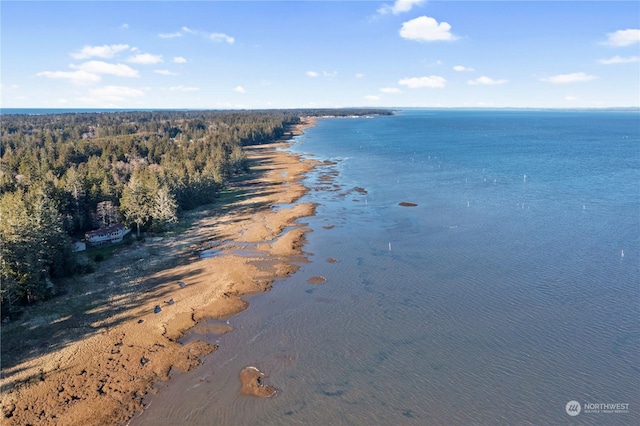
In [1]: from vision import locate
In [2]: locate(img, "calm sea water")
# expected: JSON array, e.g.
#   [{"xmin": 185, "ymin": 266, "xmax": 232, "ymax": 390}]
[{"xmin": 132, "ymin": 110, "xmax": 639, "ymax": 425}]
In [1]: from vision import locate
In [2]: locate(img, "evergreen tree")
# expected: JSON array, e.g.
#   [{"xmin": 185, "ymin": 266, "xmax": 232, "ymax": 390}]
[
  {"xmin": 0, "ymin": 189, "xmax": 72, "ymax": 310},
  {"xmin": 151, "ymin": 186, "xmax": 178, "ymax": 231},
  {"xmin": 119, "ymin": 172, "xmax": 153, "ymax": 237}
]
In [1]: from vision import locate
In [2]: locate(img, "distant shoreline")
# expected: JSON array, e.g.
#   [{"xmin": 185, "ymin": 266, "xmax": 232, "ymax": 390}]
[{"xmin": 2, "ymin": 107, "xmax": 638, "ymax": 117}]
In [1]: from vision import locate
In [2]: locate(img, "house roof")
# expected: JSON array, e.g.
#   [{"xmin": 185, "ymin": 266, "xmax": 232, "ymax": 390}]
[{"xmin": 85, "ymin": 223, "xmax": 126, "ymax": 238}]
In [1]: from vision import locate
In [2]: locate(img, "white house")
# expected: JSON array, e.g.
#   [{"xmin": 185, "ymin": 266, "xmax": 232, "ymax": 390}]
[{"xmin": 85, "ymin": 224, "xmax": 131, "ymax": 247}]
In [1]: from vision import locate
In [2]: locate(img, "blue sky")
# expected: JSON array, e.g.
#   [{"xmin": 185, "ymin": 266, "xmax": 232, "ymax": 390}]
[{"xmin": 2, "ymin": 1, "xmax": 639, "ymax": 109}]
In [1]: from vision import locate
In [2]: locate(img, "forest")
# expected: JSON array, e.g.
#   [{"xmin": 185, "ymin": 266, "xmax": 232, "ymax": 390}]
[{"xmin": 0, "ymin": 108, "xmax": 392, "ymax": 314}]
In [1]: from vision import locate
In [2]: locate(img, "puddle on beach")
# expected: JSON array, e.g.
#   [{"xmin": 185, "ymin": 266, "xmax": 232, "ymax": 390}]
[{"xmin": 180, "ymin": 318, "xmax": 235, "ymax": 345}]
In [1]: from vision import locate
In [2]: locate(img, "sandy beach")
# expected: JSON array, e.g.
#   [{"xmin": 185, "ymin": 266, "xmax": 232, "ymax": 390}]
[{"xmin": 0, "ymin": 119, "xmax": 318, "ymax": 425}]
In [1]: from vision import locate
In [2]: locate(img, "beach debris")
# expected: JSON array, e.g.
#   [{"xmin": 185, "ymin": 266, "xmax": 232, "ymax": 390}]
[
  {"xmin": 137, "ymin": 319, "xmax": 144, "ymax": 324},
  {"xmin": 239, "ymin": 366, "xmax": 277, "ymax": 397},
  {"xmin": 154, "ymin": 305, "xmax": 161, "ymax": 314},
  {"xmin": 178, "ymin": 281, "xmax": 186, "ymax": 288},
  {"xmin": 399, "ymin": 202, "xmax": 418, "ymax": 207},
  {"xmin": 140, "ymin": 357, "xmax": 150, "ymax": 366},
  {"xmin": 165, "ymin": 298, "xmax": 175, "ymax": 305}
]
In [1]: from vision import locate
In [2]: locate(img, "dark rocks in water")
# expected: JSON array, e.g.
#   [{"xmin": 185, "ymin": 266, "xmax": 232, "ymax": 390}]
[
  {"xmin": 399, "ymin": 202, "xmax": 418, "ymax": 207},
  {"xmin": 154, "ymin": 305, "xmax": 161, "ymax": 314}
]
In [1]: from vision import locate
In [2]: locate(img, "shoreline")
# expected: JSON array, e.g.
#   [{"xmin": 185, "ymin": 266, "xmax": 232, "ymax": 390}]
[{"xmin": 0, "ymin": 118, "xmax": 318, "ymax": 425}]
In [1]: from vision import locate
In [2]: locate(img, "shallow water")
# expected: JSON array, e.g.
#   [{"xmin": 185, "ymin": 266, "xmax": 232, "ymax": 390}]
[{"xmin": 132, "ymin": 110, "xmax": 639, "ymax": 425}]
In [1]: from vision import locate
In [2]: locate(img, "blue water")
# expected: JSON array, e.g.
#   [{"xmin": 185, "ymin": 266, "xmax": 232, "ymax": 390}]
[{"xmin": 133, "ymin": 110, "xmax": 640, "ymax": 425}]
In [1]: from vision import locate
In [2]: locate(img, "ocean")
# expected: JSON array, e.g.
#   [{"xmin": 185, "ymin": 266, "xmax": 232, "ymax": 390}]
[{"xmin": 132, "ymin": 109, "xmax": 639, "ymax": 425}]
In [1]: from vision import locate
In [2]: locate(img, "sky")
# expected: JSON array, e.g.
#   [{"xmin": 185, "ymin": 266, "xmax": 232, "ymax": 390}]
[{"xmin": 1, "ymin": 0, "xmax": 639, "ymax": 109}]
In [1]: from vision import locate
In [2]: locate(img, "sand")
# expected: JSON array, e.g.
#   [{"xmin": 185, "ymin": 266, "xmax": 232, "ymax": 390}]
[{"xmin": 0, "ymin": 119, "xmax": 317, "ymax": 425}]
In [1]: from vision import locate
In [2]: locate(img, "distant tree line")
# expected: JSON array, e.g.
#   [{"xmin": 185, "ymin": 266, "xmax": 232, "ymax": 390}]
[{"xmin": 0, "ymin": 108, "xmax": 392, "ymax": 311}]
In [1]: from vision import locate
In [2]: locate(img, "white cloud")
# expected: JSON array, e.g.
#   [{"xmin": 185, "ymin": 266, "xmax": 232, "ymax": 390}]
[
  {"xmin": 167, "ymin": 85, "xmax": 199, "ymax": 92},
  {"xmin": 541, "ymin": 72, "xmax": 597, "ymax": 84},
  {"xmin": 598, "ymin": 55, "xmax": 640, "ymax": 65},
  {"xmin": 453, "ymin": 65, "xmax": 474, "ymax": 72},
  {"xmin": 37, "ymin": 60, "xmax": 139, "ymax": 85},
  {"xmin": 72, "ymin": 61, "xmax": 139, "ymax": 77},
  {"xmin": 364, "ymin": 95, "xmax": 381, "ymax": 101},
  {"xmin": 154, "ymin": 69, "xmax": 178, "ymax": 76},
  {"xmin": 79, "ymin": 85, "xmax": 145, "ymax": 104},
  {"xmin": 233, "ymin": 86, "xmax": 246, "ymax": 93},
  {"xmin": 398, "ymin": 75, "xmax": 447, "ymax": 88},
  {"xmin": 468, "ymin": 76, "xmax": 508, "ymax": 86},
  {"xmin": 400, "ymin": 16, "xmax": 457, "ymax": 42},
  {"xmin": 378, "ymin": 0, "xmax": 425, "ymax": 15},
  {"xmin": 173, "ymin": 56, "xmax": 187, "ymax": 64},
  {"xmin": 127, "ymin": 53, "xmax": 163, "ymax": 64},
  {"xmin": 603, "ymin": 29, "xmax": 640, "ymax": 47},
  {"xmin": 306, "ymin": 70, "xmax": 337, "ymax": 78},
  {"xmin": 121, "ymin": 23, "xmax": 129, "ymax": 30},
  {"xmin": 210, "ymin": 33, "xmax": 235, "ymax": 44},
  {"xmin": 565, "ymin": 96, "xmax": 579, "ymax": 101},
  {"xmin": 159, "ymin": 32, "xmax": 182, "ymax": 39},
  {"xmin": 355, "ymin": 73, "xmax": 365, "ymax": 78},
  {"xmin": 167, "ymin": 26, "xmax": 234, "ymax": 44},
  {"xmin": 36, "ymin": 70, "xmax": 101, "ymax": 85},
  {"xmin": 380, "ymin": 87, "xmax": 401, "ymax": 93},
  {"xmin": 71, "ymin": 44, "xmax": 130, "ymax": 59}
]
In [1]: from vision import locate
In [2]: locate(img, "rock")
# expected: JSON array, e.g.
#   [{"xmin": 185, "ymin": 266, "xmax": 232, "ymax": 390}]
[
  {"xmin": 307, "ymin": 276, "xmax": 327, "ymax": 284},
  {"xmin": 154, "ymin": 305, "xmax": 161, "ymax": 314},
  {"xmin": 399, "ymin": 202, "xmax": 418, "ymax": 207},
  {"xmin": 239, "ymin": 367, "xmax": 276, "ymax": 397}
]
